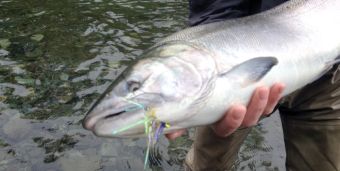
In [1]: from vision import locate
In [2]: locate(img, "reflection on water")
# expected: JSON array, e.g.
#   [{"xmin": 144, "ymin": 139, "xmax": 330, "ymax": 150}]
[
  {"xmin": 237, "ymin": 114, "xmax": 286, "ymax": 171},
  {"xmin": 0, "ymin": 0, "xmax": 285, "ymax": 170}
]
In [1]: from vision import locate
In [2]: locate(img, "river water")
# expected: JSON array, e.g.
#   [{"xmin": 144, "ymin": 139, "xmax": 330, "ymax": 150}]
[{"xmin": 0, "ymin": 0, "xmax": 285, "ymax": 170}]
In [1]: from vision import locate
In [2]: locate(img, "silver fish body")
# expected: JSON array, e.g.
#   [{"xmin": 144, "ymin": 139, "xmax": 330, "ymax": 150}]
[{"xmin": 83, "ymin": 0, "xmax": 340, "ymax": 138}]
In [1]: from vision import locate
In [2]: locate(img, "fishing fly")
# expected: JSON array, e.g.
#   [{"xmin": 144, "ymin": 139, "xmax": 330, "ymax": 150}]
[{"xmin": 112, "ymin": 98, "xmax": 170, "ymax": 169}]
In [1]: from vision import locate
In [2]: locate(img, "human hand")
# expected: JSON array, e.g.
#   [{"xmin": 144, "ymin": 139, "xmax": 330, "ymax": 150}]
[{"xmin": 165, "ymin": 83, "xmax": 285, "ymax": 140}]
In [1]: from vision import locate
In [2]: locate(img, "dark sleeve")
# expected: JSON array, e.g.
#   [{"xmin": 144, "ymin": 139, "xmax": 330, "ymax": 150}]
[{"xmin": 188, "ymin": 0, "xmax": 288, "ymax": 26}]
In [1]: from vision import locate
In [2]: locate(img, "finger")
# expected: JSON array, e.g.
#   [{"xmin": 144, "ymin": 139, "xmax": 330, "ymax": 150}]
[
  {"xmin": 263, "ymin": 83, "xmax": 285, "ymax": 115},
  {"xmin": 242, "ymin": 86, "xmax": 269, "ymax": 127},
  {"xmin": 212, "ymin": 105, "xmax": 246, "ymax": 137},
  {"xmin": 165, "ymin": 129, "xmax": 186, "ymax": 140}
]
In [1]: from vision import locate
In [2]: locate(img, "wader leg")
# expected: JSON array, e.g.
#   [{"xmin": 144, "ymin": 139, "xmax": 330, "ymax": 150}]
[
  {"xmin": 279, "ymin": 64, "xmax": 340, "ymax": 171},
  {"xmin": 280, "ymin": 115, "xmax": 340, "ymax": 171},
  {"xmin": 184, "ymin": 126, "xmax": 252, "ymax": 171}
]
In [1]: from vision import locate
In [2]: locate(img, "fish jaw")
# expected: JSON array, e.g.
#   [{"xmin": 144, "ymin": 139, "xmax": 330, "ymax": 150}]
[
  {"xmin": 92, "ymin": 110, "xmax": 146, "ymax": 138},
  {"xmin": 82, "ymin": 100, "xmax": 185, "ymax": 138},
  {"xmin": 82, "ymin": 90, "xmax": 184, "ymax": 138},
  {"xmin": 83, "ymin": 96, "xmax": 148, "ymax": 137}
]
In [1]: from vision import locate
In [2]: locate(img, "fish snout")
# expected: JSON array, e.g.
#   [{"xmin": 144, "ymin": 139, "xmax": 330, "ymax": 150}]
[
  {"xmin": 82, "ymin": 108, "xmax": 128, "ymax": 130},
  {"xmin": 82, "ymin": 99, "xmax": 148, "ymax": 137},
  {"xmin": 82, "ymin": 115, "xmax": 96, "ymax": 130}
]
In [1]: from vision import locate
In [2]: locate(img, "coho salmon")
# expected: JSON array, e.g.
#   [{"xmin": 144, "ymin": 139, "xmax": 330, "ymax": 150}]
[{"xmin": 83, "ymin": 0, "xmax": 340, "ymax": 138}]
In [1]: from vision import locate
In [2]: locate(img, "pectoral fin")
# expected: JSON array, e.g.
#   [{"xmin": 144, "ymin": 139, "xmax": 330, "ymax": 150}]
[{"xmin": 219, "ymin": 57, "xmax": 278, "ymax": 87}]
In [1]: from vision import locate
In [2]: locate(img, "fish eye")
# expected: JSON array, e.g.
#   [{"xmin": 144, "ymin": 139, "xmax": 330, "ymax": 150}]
[{"xmin": 127, "ymin": 81, "xmax": 141, "ymax": 92}]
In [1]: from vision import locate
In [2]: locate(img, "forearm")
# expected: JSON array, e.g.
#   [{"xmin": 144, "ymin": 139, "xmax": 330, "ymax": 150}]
[
  {"xmin": 188, "ymin": 0, "xmax": 262, "ymax": 26},
  {"xmin": 188, "ymin": 0, "xmax": 288, "ymax": 26}
]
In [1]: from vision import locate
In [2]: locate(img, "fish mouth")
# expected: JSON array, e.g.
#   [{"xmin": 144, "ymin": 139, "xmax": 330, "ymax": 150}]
[
  {"xmin": 82, "ymin": 108, "xmax": 126, "ymax": 130},
  {"xmin": 82, "ymin": 103, "xmax": 147, "ymax": 137},
  {"xmin": 103, "ymin": 110, "xmax": 126, "ymax": 119},
  {"xmin": 82, "ymin": 103, "xmax": 183, "ymax": 138}
]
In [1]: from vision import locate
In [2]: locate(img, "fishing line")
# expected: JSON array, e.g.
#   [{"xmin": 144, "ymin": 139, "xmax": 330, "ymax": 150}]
[
  {"xmin": 122, "ymin": 98, "xmax": 145, "ymax": 110},
  {"xmin": 112, "ymin": 119, "xmax": 145, "ymax": 135}
]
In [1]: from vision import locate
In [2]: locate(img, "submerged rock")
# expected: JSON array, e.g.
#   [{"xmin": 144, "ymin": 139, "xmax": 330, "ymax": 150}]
[
  {"xmin": 59, "ymin": 150, "xmax": 101, "ymax": 171},
  {"xmin": 100, "ymin": 141, "xmax": 118, "ymax": 157},
  {"xmin": 3, "ymin": 114, "xmax": 32, "ymax": 140},
  {"xmin": 30, "ymin": 34, "xmax": 44, "ymax": 42}
]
